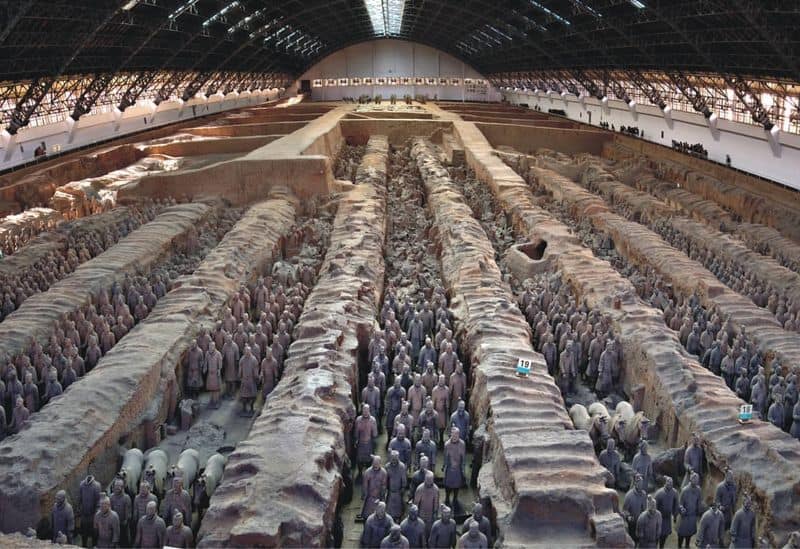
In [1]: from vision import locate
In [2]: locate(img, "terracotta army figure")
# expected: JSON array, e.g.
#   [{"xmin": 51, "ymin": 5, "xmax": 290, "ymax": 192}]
[
  {"xmin": 164, "ymin": 511, "xmax": 193, "ymax": 548},
  {"xmin": 22, "ymin": 372, "xmax": 38, "ymax": 413},
  {"xmin": 632, "ymin": 441, "xmax": 654, "ymax": 489},
  {"xmin": 636, "ymin": 496, "xmax": 662, "ymax": 549},
  {"xmin": 595, "ymin": 345, "xmax": 614, "ymax": 398},
  {"xmin": 415, "ymin": 427, "xmax": 438, "ymax": 472},
  {"xmin": 109, "ymin": 478, "xmax": 131, "ymax": 546},
  {"xmin": 238, "ymin": 346, "xmax": 259, "ymax": 415},
  {"xmin": 408, "ymin": 313, "xmax": 425, "ymax": 363},
  {"xmin": 160, "ymin": 477, "xmax": 191, "ymax": 524},
  {"xmin": 676, "ymin": 472, "xmax": 703, "ymax": 548},
  {"xmin": 443, "ymin": 427, "xmax": 466, "ymax": 509},
  {"xmin": 655, "ymin": 477, "xmax": 679, "ymax": 548},
  {"xmin": 134, "ymin": 500, "xmax": 165, "ymax": 548},
  {"xmin": 260, "ymin": 345, "xmax": 278, "ymax": 400},
  {"xmin": 418, "ymin": 339, "xmax": 438, "ymax": 373},
  {"xmin": 0, "ymin": 390, "xmax": 5, "ymax": 440},
  {"xmin": 439, "ymin": 342, "xmax": 457, "ymax": 379},
  {"xmin": 409, "ymin": 455, "xmax": 431, "ymax": 501},
  {"xmin": 93, "ymin": 496, "xmax": 120, "ymax": 548},
  {"xmin": 414, "ymin": 471, "xmax": 440, "ymax": 537},
  {"xmin": 683, "ymin": 433, "xmax": 704, "ymax": 485},
  {"xmin": 449, "ymin": 363, "xmax": 467, "ymax": 411},
  {"xmin": 696, "ymin": 500, "xmax": 724, "ymax": 549},
  {"xmin": 458, "ymin": 521, "xmax": 488, "ymax": 549},
  {"xmin": 449, "ymin": 400, "xmax": 470, "ymax": 446},
  {"xmin": 221, "ymin": 334, "xmax": 240, "ymax": 398},
  {"xmin": 185, "ymin": 341, "xmax": 204, "ymax": 399},
  {"xmin": 385, "ymin": 378, "xmax": 406, "ymax": 435},
  {"xmin": 386, "ymin": 450, "xmax": 407, "ymax": 521},
  {"xmin": 407, "ymin": 374, "xmax": 427, "ymax": 423},
  {"xmin": 768, "ymin": 393, "xmax": 785, "ymax": 429},
  {"xmin": 132, "ymin": 481, "xmax": 158, "ymax": 540},
  {"xmin": 393, "ymin": 400, "xmax": 414, "ymax": 441},
  {"xmin": 432, "ymin": 375, "xmax": 450, "ymax": 442},
  {"xmin": 729, "ymin": 495, "xmax": 756, "ymax": 548},
  {"xmin": 44, "ymin": 370, "xmax": 63, "ymax": 404},
  {"xmin": 421, "ymin": 363, "xmax": 437, "ymax": 397},
  {"xmin": 715, "ymin": 468, "xmax": 737, "ymax": 532},
  {"xmin": 204, "ymin": 342, "xmax": 222, "ymax": 408},
  {"xmin": 400, "ymin": 504, "xmax": 426, "ymax": 549},
  {"xmin": 542, "ymin": 333, "xmax": 558, "ymax": 376},
  {"xmin": 462, "ymin": 502, "xmax": 492, "ymax": 547},
  {"xmin": 623, "ymin": 474, "xmax": 648, "ymax": 545},
  {"xmin": 355, "ymin": 404, "xmax": 379, "ymax": 476},
  {"xmin": 80, "ymin": 474, "xmax": 102, "ymax": 546},
  {"xmin": 418, "ymin": 399, "xmax": 439, "ymax": 444},
  {"xmin": 791, "ymin": 399, "xmax": 800, "ymax": 439},
  {"xmin": 363, "ymin": 375, "xmax": 382, "ymax": 430},
  {"xmin": 388, "ymin": 424, "xmax": 412, "ymax": 468},
  {"xmin": 362, "ymin": 502, "xmax": 395, "ymax": 549},
  {"xmin": 599, "ymin": 439, "xmax": 622, "ymax": 488},
  {"xmin": 51, "ymin": 490, "xmax": 75, "ymax": 544},
  {"xmin": 361, "ymin": 455, "xmax": 388, "ymax": 520},
  {"xmin": 429, "ymin": 505, "xmax": 457, "ymax": 549},
  {"xmin": 380, "ymin": 524, "xmax": 409, "ymax": 549}
]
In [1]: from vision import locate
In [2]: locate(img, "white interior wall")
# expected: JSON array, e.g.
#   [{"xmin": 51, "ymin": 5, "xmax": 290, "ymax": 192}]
[
  {"xmin": 504, "ymin": 90, "xmax": 800, "ymax": 190},
  {"xmin": 296, "ymin": 39, "xmax": 501, "ymax": 103},
  {"xmin": 0, "ymin": 89, "xmax": 282, "ymax": 172}
]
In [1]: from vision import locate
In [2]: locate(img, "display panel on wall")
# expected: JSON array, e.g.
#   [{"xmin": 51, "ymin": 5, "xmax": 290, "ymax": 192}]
[{"xmin": 309, "ymin": 77, "xmax": 486, "ymax": 89}]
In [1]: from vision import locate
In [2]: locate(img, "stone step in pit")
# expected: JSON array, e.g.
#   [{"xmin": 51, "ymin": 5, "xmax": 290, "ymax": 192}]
[
  {"xmin": 0, "ymin": 191, "xmax": 298, "ymax": 534},
  {"xmin": 409, "ymin": 137, "xmax": 629, "ymax": 548},
  {"xmin": 196, "ymin": 136, "xmax": 389, "ymax": 547},
  {"xmin": 522, "ymin": 164, "xmax": 800, "ymax": 382},
  {"xmin": 448, "ymin": 122, "xmax": 800, "ymax": 544},
  {"xmin": 0, "ymin": 203, "xmax": 162, "ymax": 318}
]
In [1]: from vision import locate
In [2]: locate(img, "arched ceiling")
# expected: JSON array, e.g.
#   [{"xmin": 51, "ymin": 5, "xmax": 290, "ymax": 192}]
[{"xmin": 0, "ymin": 1, "xmax": 799, "ymax": 132}]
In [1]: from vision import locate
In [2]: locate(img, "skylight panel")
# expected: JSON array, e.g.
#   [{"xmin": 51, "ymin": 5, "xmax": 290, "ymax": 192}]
[
  {"xmin": 364, "ymin": 0, "xmax": 405, "ymax": 36},
  {"xmin": 528, "ymin": 0, "xmax": 571, "ymax": 26},
  {"xmin": 203, "ymin": 1, "xmax": 240, "ymax": 27},
  {"xmin": 630, "ymin": 0, "xmax": 646, "ymax": 8},
  {"xmin": 572, "ymin": 0, "xmax": 602, "ymax": 18},
  {"xmin": 168, "ymin": 0, "xmax": 200, "ymax": 21}
]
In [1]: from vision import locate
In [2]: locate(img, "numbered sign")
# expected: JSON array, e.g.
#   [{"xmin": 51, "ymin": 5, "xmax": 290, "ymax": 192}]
[
  {"xmin": 739, "ymin": 404, "xmax": 753, "ymax": 422},
  {"xmin": 516, "ymin": 358, "xmax": 532, "ymax": 376}
]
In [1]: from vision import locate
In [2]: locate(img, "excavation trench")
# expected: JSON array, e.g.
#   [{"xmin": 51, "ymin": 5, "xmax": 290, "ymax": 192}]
[
  {"xmin": 605, "ymin": 143, "xmax": 800, "ymax": 244},
  {"xmin": 610, "ymin": 159, "xmax": 800, "ymax": 279},
  {"xmin": 542, "ymin": 152, "xmax": 800, "ymax": 329},
  {"xmin": 409, "ymin": 137, "xmax": 629, "ymax": 547},
  {"xmin": 450, "ymin": 121, "xmax": 800, "ymax": 544},
  {"xmin": 0, "ymin": 190, "xmax": 299, "ymax": 534},
  {"xmin": 0, "ymin": 202, "xmax": 212, "ymax": 363},
  {"xmin": 0, "ymin": 203, "xmax": 162, "ymax": 319},
  {"xmin": 0, "ymin": 202, "xmax": 244, "ymax": 425},
  {"xmin": 197, "ymin": 136, "xmax": 389, "ymax": 547},
  {"xmin": 337, "ymin": 139, "xmax": 482, "ymax": 546},
  {"xmin": 520, "ymin": 161, "xmax": 800, "ymax": 380}
]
